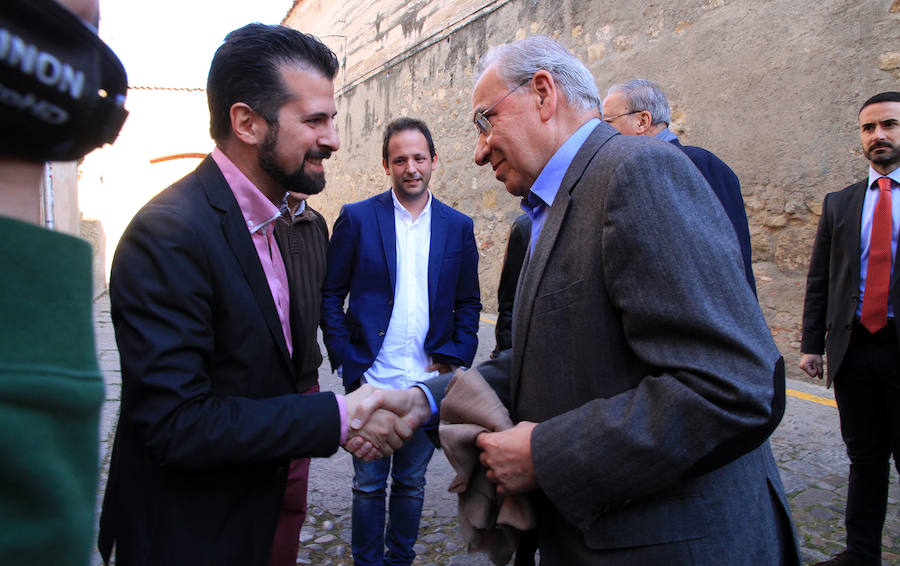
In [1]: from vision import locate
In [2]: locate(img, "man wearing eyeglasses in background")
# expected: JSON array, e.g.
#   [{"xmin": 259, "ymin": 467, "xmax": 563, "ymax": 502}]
[
  {"xmin": 602, "ymin": 79, "xmax": 755, "ymax": 293},
  {"xmin": 352, "ymin": 35, "xmax": 799, "ymax": 565}
]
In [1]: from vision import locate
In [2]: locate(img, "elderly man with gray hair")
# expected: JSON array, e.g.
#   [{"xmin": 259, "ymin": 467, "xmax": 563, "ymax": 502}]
[
  {"xmin": 352, "ymin": 36, "xmax": 799, "ymax": 565},
  {"xmin": 603, "ymin": 79, "xmax": 756, "ymax": 292}
]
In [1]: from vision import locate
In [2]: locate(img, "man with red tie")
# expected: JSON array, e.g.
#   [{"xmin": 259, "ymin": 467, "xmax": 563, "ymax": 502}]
[{"xmin": 800, "ymin": 91, "xmax": 900, "ymax": 566}]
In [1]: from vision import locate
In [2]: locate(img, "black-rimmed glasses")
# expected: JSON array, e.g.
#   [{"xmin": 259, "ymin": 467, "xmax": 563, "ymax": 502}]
[{"xmin": 473, "ymin": 76, "xmax": 532, "ymax": 136}]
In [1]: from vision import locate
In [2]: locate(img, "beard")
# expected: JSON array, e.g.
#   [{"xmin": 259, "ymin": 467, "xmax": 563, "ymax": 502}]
[
  {"xmin": 258, "ymin": 122, "xmax": 329, "ymax": 196},
  {"xmin": 864, "ymin": 140, "xmax": 900, "ymax": 169}
]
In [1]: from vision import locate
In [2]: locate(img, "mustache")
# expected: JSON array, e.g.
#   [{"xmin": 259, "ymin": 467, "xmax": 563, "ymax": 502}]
[
  {"xmin": 305, "ymin": 149, "xmax": 332, "ymax": 161},
  {"xmin": 869, "ymin": 141, "xmax": 895, "ymax": 151}
]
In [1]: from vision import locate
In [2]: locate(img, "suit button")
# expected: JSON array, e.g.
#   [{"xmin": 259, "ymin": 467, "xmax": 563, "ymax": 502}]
[
  {"xmin": 378, "ymin": 330, "xmax": 385, "ymax": 337},
  {"xmin": 851, "ymin": 296, "xmax": 859, "ymax": 302},
  {"xmin": 845, "ymin": 324, "xmax": 852, "ymax": 331},
  {"xmin": 388, "ymin": 299, "xmax": 394, "ymax": 306}
]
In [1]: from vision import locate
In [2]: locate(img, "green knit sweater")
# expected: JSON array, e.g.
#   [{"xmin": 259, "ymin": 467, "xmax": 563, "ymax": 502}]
[{"xmin": 0, "ymin": 217, "xmax": 104, "ymax": 564}]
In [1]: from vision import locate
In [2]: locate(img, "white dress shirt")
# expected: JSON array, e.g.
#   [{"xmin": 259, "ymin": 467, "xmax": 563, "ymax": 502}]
[{"xmin": 363, "ymin": 190, "xmax": 438, "ymax": 390}]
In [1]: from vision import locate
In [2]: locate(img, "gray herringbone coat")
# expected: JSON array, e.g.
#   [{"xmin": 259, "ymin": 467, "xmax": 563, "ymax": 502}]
[{"xmin": 427, "ymin": 122, "xmax": 799, "ymax": 565}]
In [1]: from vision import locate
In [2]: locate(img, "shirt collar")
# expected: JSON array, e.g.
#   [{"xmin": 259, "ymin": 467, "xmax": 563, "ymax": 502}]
[
  {"xmin": 527, "ymin": 118, "xmax": 601, "ymax": 208},
  {"xmin": 290, "ymin": 200, "xmax": 307, "ymax": 218},
  {"xmin": 211, "ymin": 147, "xmax": 284, "ymax": 234},
  {"xmin": 868, "ymin": 164, "xmax": 900, "ymax": 189},
  {"xmin": 391, "ymin": 188, "xmax": 432, "ymax": 221},
  {"xmin": 654, "ymin": 127, "xmax": 679, "ymax": 142}
]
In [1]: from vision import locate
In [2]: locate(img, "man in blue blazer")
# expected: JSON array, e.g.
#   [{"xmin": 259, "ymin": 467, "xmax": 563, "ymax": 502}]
[
  {"xmin": 603, "ymin": 79, "xmax": 756, "ymax": 293},
  {"xmin": 321, "ymin": 117, "xmax": 481, "ymax": 566}
]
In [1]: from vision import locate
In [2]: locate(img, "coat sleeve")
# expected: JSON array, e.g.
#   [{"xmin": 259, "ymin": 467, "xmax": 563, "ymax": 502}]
[
  {"xmin": 494, "ymin": 215, "xmax": 531, "ymax": 354},
  {"xmin": 111, "ymin": 204, "xmax": 341, "ymax": 469},
  {"xmin": 800, "ymin": 194, "xmax": 833, "ymax": 355},
  {"xmin": 320, "ymin": 205, "xmax": 356, "ymax": 372},
  {"xmin": 450, "ymin": 216, "xmax": 482, "ymax": 366}
]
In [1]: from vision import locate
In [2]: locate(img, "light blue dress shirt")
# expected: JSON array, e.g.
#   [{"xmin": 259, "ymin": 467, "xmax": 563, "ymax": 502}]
[
  {"xmin": 415, "ymin": 118, "xmax": 603, "ymax": 423},
  {"xmin": 521, "ymin": 118, "xmax": 602, "ymax": 254},
  {"xmin": 653, "ymin": 127, "xmax": 679, "ymax": 143}
]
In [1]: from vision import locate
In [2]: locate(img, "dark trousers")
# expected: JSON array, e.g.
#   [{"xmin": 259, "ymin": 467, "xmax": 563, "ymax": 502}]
[{"xmin": 833, "ymin": 321, "xmax": 900, "ymax": 562}]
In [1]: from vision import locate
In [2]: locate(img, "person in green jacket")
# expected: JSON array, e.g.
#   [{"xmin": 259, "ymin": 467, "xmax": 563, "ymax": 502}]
[{"xmin": 0, "ymin": 0, "xmax": 127, "ymax": 563}]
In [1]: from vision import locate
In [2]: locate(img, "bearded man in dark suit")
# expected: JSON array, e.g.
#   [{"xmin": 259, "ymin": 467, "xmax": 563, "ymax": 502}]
[
  {"xmin": 99, "ymin": 24, "xmax": 410, "ymax": 566},
  {"xmin": 800, "ymin": 91, "xmax": 900, "ymax": 566}
]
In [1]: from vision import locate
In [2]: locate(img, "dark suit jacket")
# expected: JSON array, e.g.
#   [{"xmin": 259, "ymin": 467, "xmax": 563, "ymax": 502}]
[
  {"xmin": 99, "ymin": 156, "xmax": 342, "ymax": 566},
  {"xmin": 671, "ymin": 138, "xmax": 756, "ymax": 293},
  {"xmin": 321, "ymin": 190, "xmax": 481, "ymax": 387},
  {"xmin": 426, "ymin": 123, "xmax": 798, "ymax": 565},
  {"xmin": 801, "ymin": 179, "xmax": 900, "ymax": 386},
  {"xmin": 493, "ymin": 213, "xmax": 531, "ymax": 356}
]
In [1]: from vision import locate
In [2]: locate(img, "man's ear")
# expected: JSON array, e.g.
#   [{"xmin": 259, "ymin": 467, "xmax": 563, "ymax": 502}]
[
  {"xmin": 531, "ymin": 69, "xmax": 557, "ymax": 122},
  {"xmin": 635, "ymin": 111, "xmax": 653, "ymax": 135},
  {"xmin": 383, "ymin": 158, "xmax": 390, "ymax": 175},
  {"xmin": 431, "ymin": 152, "xmax": 438, "ymax": 171},
  {"xmin": 230, "ymin": 102, "xmax": 266, "ymax": 146}
]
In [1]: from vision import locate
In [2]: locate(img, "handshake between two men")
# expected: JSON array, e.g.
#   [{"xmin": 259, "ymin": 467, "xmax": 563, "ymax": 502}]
[{"xmin": 340, "ymin": 383, "xmax": 541, "ymax": 497}]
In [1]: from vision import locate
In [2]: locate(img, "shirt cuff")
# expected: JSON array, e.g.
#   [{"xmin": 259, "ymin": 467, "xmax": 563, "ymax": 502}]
[
  {"xmin": 412, "ymin": 383, "xmax": 439, "ymax": 429},
  {"xmin": 335, "ymin": 393, "xmax": 348, "ymax": 445}
]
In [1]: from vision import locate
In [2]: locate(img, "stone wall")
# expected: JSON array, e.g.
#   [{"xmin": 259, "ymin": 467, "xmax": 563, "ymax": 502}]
[{"xmin": 286, "ymin": 0, "xmax": 900, "ymax": 380}]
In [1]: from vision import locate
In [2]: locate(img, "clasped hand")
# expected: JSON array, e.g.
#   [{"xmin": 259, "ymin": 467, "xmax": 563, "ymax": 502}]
[
  {"xmin": 342, "ymin": 384, "xmax": 432, "ymax": 461},
  {"xmin": 344, "ymin": 385, "xmax": 540, "ymax": 495}
]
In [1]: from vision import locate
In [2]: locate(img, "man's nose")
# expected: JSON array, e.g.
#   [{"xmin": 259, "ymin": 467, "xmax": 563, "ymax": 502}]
[
  {"xmin": 320, "ymin": 123, "xmax": 340, "ymax": 152},
  {"xmin": 474, "ymin": 134, "xmax": 490, "ymax": 166}
]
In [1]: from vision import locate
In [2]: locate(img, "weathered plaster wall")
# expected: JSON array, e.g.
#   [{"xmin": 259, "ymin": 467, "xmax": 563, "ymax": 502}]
[
  {"xmin": 296, "ymin": 0, "xmax": 900, "ymax": 378},
  {"xmin": 79, "ymin": 87, "xmax": 212, "ymax": 280}
]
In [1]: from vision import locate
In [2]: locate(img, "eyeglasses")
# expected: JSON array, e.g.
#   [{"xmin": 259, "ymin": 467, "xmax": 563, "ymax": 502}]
[
  {"xmin": 602, "ymin": 110, "xmax": 640, "ymax": 124},
  {"xmin": 473, "ymin": 76, "xmax": 532, "ymax": 136}
]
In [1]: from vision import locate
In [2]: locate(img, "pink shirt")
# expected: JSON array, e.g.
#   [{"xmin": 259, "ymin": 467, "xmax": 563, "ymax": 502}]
[
  {"xmin": 211, "ymin": 148, "xmax": 293, "ymax": 356},
  {"xmin": 210, "ymin": 149, "xmax": 348, "ymax": 443}
]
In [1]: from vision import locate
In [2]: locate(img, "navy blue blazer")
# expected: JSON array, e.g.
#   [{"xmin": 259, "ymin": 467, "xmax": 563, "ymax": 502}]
[
  {"xmin": 321, "ymin": 190, "xmax": 481, "ymax": 387},
  {"xmin": 671, "ymin": 138, "xmax": 756, "ymax": 293}
]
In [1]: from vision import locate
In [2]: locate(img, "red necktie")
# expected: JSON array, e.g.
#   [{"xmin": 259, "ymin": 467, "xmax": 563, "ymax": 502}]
[{"xmin": 861, "ymin": 177, "xmax": 894, "ymax": 333}]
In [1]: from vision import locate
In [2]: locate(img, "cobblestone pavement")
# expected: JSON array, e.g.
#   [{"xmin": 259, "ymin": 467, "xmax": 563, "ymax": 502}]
[{"xmin": 92, "ymin": 292, "xmax": 900, "ymax": 565}]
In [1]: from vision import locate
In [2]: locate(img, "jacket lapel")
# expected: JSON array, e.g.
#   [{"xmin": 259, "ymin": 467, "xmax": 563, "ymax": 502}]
[
  {"xmin": 848, "ymin": 180, "xmax": 867, "ymax": 293},
  {"xmin": 199, "ymin": 156, "xmax": 293, "ymax": 373},
  {"xmin": 375, "ymin": 191, "xmax": 398, "ymax": 292},
  {"xmin": 428, "ymin": 197, "xmax": 449, "ymax": 304},
  {"xmin": 510, "ymin": 124, "xmax": 617, "ymax": 407}
]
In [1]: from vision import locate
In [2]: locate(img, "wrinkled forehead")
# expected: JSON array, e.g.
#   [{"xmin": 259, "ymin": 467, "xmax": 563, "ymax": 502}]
[
  {"xmin": 471, "ymin": 66, "xmax": 506, "ymax": 113},
  {"xmin": 602, "ymin": 91, "xmax": 628, "ymax": 112}
]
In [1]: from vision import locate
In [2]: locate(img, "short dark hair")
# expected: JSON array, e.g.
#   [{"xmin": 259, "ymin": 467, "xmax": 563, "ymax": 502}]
[
  {"xmin": 207, "ymin": 23, "xmax": 339, "ymax": 143},
  {"xmin": 382, "ymin": 117, "xmax": 436, "ymax": 162},
  {"xmin": 859, "ymin": 92, "xmax": 900, "ymax": 115}
]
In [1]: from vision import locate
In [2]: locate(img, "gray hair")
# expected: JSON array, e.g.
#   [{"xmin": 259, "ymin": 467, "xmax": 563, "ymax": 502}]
[
  {"xmin": 476, "ymin": 36, "xmax": 601, "ymax": 113},
  {"xmin": 605, "ymin": 79, "xmax": 671, "ymax": 126}
]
